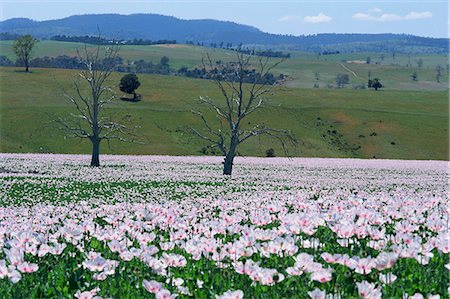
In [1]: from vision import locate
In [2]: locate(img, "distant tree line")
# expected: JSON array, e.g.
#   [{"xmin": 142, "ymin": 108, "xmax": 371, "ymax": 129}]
[
  {"xmin": 3, "ymin": 32, "xmax": 289, "ymax": 59},
  {"xmin": 233, "ymin": 48, "xmax": 290, "ymax": 58},
  {"xmin": 0, "ymin": 32, "xmax": 22, "ymax": 40},
  {"xmin": 125, "ymin": 38, "xmax": 176, "ymax": 45},
  {"xmin": 50, "ymin": 35, "xmax": 176, "ymax": 45},
  {"xmin": 186, "ymin": 40, "xmax": 290, "ymax": 58},
  {"xmin": 0, "ymin": 56, "xmax": 14, "ymax": 66},
  {"xmin": 119, "ymin": 57, "xmax": 170, "ymax": 75},
  {"xmin": 177, "ymin": 62, "xmax": 285, "ymax": 85},
  {"xmin": 0, "ymin": 54, "xmax": 123, "ymax": 71},
  {"xmin": 1, "ymin": 51, "xmax": 284, "ymax": 84},
  {"xmin": 50, "ymin": 35, "xmax": 108, "ymax": 44},
  {"xmin": 28, "ymin": 55, "xmax": 123, "ymax": 70},
  {"xmin": 29, "ymin": 55, "xmax": 84, "ymax": 69},
  {"xmin": 321, "ymin": 50, "xmax": 340, "ymax": 55}
]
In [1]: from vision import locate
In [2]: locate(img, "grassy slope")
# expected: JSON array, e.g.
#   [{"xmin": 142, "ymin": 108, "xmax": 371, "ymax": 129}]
[
  {"xmin": 1, "ymin": 40, "xmax": 448, "ymax": 91},
  {"xmin": 1, "ymin": 66, "xmax": 448, "ymax": 160}
]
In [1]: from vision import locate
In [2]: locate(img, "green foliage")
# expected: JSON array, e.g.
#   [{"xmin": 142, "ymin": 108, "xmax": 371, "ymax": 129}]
[
  {"xmin": 160, "ymin": 56, "xmax": 170, "ymax": 66},
  {"xmin": 119, "ymin": 73, "xmax": 141, "ymax": 98},
  {"xmin": 1, "ymin": 40, "xmax": 449, "ymax": 90},
  {"xmin": 0, "ymin": 172, "xmax": 448, "ymax": 298},
  {"xmin": 0, "ymin": 67, "xmax": 448, "ymax": 160},
  {"xmin": 336, "ymin": 73, "xmax": 350, "ymax": 88},
  {"xmin": 370, "ymin": 78, "xmax": 383, "ymax": 91},
  {"xmin": 12, "ymin": 34, "xmax": 38, "ymax": 71},
  {"xmin": 265, "ymin": 148, "xmax": 275, "ymax": 157}
]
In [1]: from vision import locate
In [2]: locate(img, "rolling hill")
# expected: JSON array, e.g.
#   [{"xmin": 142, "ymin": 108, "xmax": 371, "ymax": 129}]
[
  {"xmin": 1, "ymin": 40, "xmax": 448, "ymax": 91},
  {"xmin": 0, "ymin": 66, "xmax": 448, "ymax": 159},
  {"xmin": 1, "ymin": 14, "xmax": 448, "ymax": 53}
]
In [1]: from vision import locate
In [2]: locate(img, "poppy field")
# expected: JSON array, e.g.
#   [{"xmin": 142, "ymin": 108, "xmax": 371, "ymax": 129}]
[{"xmin": 0, "ymin": 154, "xmax": 448, "ymax": 298}]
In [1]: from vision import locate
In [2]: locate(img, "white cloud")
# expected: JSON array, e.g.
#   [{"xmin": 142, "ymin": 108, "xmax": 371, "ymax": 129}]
[
  {"xmin": 278, "ymin": 15, "xmax": 301, "ymax": 22},
  {"xmin": 352, "ymin": 11, "xmax": 433, "ymax": 22},
  {"xmin": 352, "ymin": 13, "xmax": 373, "ymax": 21},
  {"xmin": 369, "ymin": 7, "xmax": 383, "ymax": 13},
  {"xmin": 403, "ymin": 11, "xmax": 433, "ymax": 20},
  {"xmin": 303, "ymin": 13, "xmax": 332, "ymax": 24}
]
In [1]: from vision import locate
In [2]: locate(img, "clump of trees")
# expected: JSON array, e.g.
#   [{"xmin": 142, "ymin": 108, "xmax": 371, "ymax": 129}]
[
  {"xmin": 29, "ymin": 55, "xmax": 84, "ymax": 69},
  {"xmin": 50, "ymin": 35, "xmax": 176, "ymax": 46},
  {"xmin": 187, "ymin": 52, "xmax": 296, "ymax": 175},
  {"xmin": 120, "ymin": 74, "xmax": 141, "ymax": 100},
  {"xmin": 130, "ymin": 56, "xmax": 170, "ymax": 75},
  {"xmin": 13, "ymin": 34, "xmax": 38, "ymax": 72},
  {"xmin": 0, "ymin": 32, "xmax": 22, "ymax": 40},
  {"xmin": 28, "ymin": 55, "xmax": 123, "ymax": 70},
  {"xmin": 0, "ymin": 55, "xmax": 14, "ymax": 66},
  {"xmin": 321, "ymin": 50, "xmax": 340, "ymax": 55},
  {"xmin": 368, "ymin": 78, "xmax": 383, "ymax": 90},
  {"xmin": 336, "ymin": 73, "xmax": 350, "ymax": 88},
  {"xmin": 233, "ymin": 48, "xmax": 290, "ymax": 58},
  {"xmin": 178, "ymin": 62, "xmax": 285, "ymax": 85}
]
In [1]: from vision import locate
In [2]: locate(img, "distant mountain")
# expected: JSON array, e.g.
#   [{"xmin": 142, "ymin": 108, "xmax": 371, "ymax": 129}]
[{"xmin": 1, "ymin": 14, "xmax": 448, "ymax": 53}]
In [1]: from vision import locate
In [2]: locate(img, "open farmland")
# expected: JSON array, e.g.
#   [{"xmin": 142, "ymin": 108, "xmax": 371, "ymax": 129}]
[
  {"xmin": 0, "ymin": 66, "xmax": 448, "ymax": 160},
  {"xmin": 0, "ymin": 154, "xmax": 448, "ymax": 298},
  {"xmin": 0, "ymin": 40, "xmax": 448, "ymax": 90}
]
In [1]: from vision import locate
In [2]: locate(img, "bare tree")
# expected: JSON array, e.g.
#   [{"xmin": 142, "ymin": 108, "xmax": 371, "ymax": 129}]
[
  {"xmin": 56, "ymin": 42, "xmax": 138, "ymax": 166},
  {"xmin": 188, "ymin": 52, "xmax": 296, "ymax": 175}
]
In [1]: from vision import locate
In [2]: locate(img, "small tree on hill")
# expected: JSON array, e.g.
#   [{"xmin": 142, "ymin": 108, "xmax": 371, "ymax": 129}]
[
  {"xmin": 370, "ymin": 78, "xmax": 383, "ymax": 91},
  {"xmin": 160, "ymin": 56, "xmax": 169, "ymax": 66},
  {"xmin": 314, "ymin": 71, "xmax": 320, "ymax": 81},
  {"xmin": 160, "ymin": 56, "xmax": 170, "ymax": 74},
  {"xmin": 435, "ymin": 65, "xmax": 442, "ymax": 83},
  {"xmin": 416, "ymin": 59, "xmax": 423, "ymax": 68},
  {"xmin": 120, "ymin": 74, "xmax": 141, "ymax": 99},
  {"xmin": 336, "ymin": 73, "xmax": 350, "ymax": 88},
  {"xmin": 13, "ymin": 34, "xmax": 38, "ymax": 72}
]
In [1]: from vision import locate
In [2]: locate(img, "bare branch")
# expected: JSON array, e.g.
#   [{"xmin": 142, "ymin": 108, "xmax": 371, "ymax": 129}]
[
  {"xmin": 190, "ymin": 51, "xmax": 293, "ymax": 174},
  {"xmin": 54, "ymin": 117, "xmax": 90, "ymax": 139}
]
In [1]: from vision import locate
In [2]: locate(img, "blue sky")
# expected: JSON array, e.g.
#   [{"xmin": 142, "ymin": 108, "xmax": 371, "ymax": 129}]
[{"xmin": 0, "ymin": 0, "xmax": 448, "ymax": 37}]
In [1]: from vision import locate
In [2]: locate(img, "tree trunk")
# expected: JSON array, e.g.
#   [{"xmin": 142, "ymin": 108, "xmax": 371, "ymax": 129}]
[
  {"xmin": 133, "ymin": 91, "xmax": 136, "ymax": 99},
  {"xmin": 223, "ymin": 135, "xmax": 238, "ymax": 175},
  {"xmin": 25, "ymin": 61, "xmax": 29, "ymax": 72},
  {"xmin": 223, "ymin": 154, "xmax": 234, "ymax": 175},
  {"xmin": 90, "ymin": 138, "xmax": 101, "ymax": 167}
]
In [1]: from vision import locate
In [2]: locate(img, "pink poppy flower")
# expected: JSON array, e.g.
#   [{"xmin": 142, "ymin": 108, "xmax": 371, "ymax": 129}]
[
  {"xmin": 308, "ymin": 288, "xmax": 326, "ymax": 299},
  {"xmin": 216, "ymin": 289, "xmax": 244, "ymax": 299},
  {"xmin": 310, "ymin": 270, "xmax": 332, "ymax": 283},
  {"xmin": 356, "ymin": 281, "xmax": 381, "ymax": 299},
  {"xmin": 17, "ymin": 262, "xmax": 39, "ymax": 273},
  {"xmin": 74, "ymin": 288, "xmax": 100, "ymax": 299},
  {"xmin": 142, "ymin": 279, "xmax": 163, "ymax": 293},
  {"xmin": 155, "ymin": 289, "xmax": 177, "ymax": 299}
]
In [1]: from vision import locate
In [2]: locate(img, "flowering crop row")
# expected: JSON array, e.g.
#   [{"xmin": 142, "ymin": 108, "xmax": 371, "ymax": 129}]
[{"xmin": 0, "ymin": 154, "xmax": 448, "ymax": 298}]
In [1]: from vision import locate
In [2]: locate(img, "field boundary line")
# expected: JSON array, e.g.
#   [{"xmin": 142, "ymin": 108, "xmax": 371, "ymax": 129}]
[{"xmin": 340, "ymin": 63, "xmax": 359, "ymax": 78}]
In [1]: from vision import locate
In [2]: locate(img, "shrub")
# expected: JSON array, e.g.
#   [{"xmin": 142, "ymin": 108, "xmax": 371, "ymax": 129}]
[{"xmin": 265, "ymin": 148, "xmax": 275, "ymax": 157}]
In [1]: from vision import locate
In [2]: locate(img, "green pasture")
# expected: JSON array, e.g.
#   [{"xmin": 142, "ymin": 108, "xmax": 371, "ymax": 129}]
[
  {"xmin": 1, "ymin": 40, "xmax": 448, "ymax": 90},
  {"xmin": 0, "ymin": 67, "xmax": 447, "ymax": 160}
]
